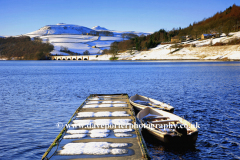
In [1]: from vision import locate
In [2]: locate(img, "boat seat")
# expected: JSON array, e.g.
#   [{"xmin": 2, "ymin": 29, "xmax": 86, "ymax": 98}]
[
  {"xmin": 149, "ymin": 116, "xmax": 169, "ymax": 120},
  {"xmin": 151, "ymin": 119, "xmax": 179, "ymax": 124},
  {"xmin": 159, "ymin": 128, "xmax": 173, "ymax": 132},
  {"xmin": 155, "ymin": 128, "xmax": 174, "ymax": 134},
  {"xmin": 143, "ymin": 116, "xmax": 169, "ymax": 121},
  {"xmin": 155, "ymin": 116, "xmax": 169, "ymax": 119},
  {"xmin": 150, "ymin": 103, "xmax": 163, "ymax": 107}
]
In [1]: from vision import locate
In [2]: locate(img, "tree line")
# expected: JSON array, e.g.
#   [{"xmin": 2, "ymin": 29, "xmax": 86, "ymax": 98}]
[
  {"xmin": 103, "ymin": 29, "xmax": 174, "ymax": 54},
  {"xmin": 0, "ymin": 36, "xmax": 54, "ymax": 60},
  {"xmin": 177, "ymin": 4, "xmax": 240, "ymax": 39},
  {"xmin": 105, "ymin": 4, "xmax": 240, "ymax": 55}
]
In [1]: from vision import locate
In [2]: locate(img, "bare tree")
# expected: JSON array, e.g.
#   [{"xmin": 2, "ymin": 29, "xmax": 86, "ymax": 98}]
[
  {"xmin": 223, "ymin": 19, "xmax": 234, "ymax": 36},
  {"xmin": 83, "ymin": 50, "xmax": 90, "ymax": 55},
  {"xmin": 109, "ymin": 42, "xmax": 119, "ymax": 58},
  {"xmin": 121, "ymin": 34, "xmax": 126, "ymax": 41},
  {"xmin": 102, "ymin": 49, "xmax": 108, "ymax": 55}
]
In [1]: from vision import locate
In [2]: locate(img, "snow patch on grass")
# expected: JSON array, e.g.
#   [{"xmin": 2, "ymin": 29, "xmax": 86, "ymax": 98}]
[{"xmin": 117, "ymin": 31, "xmax": 240, "ymax": 60}]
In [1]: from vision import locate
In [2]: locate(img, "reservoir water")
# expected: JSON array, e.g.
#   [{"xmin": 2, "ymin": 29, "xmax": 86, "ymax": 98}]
[{"xmin": 0, "ymin": 61, "xmax": 239, "ymax": 159}]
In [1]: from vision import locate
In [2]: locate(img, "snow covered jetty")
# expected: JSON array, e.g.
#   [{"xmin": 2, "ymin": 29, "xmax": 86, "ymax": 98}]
[{"xmin": 42, "ymin": 94, "xmax": 149, "ymax": 160}]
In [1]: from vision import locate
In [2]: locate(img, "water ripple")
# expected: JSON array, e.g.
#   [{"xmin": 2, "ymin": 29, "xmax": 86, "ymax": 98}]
[{"xmin": 0, "ymin": 61, "xmax": 240, "ymax": 159}]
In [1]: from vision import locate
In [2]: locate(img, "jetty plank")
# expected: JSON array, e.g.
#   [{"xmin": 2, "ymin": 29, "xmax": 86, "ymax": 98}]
[{"xmin": 42, "ymin": 94, "xmax": 149, "ymax": 160}]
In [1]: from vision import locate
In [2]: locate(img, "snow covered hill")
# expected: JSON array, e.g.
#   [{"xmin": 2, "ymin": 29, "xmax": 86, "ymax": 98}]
[
  {"xmin": 24, "ymin": 23, "xmax": 151, "ymax": 55},
  {"xmin": 91, "ymin": 26, "xmax": 108, "ymax": 31},
  {"xmin": 27, "ymin": 23, "xmax": 94, "ymax": 35},
  {"xmin": 116, "ymin": 31, "xmax": 240, "ymax": 60},
  {"xmin": 22, "ymin": 23, "xmax": 239, "ymax": 60}
]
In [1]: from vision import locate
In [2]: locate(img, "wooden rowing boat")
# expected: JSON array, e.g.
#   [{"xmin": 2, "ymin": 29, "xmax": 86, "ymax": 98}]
[
  {"xmin": 129, "ymin": 94, "xmax": 174, "ymax": 112},
  {"xmin": 137, "ymin": 107, "xmax": 198, "ymax": 145}
]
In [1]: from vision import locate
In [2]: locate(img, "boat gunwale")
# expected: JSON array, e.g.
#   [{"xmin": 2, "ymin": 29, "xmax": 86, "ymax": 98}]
[{"xmin": 129, "ymin": 94, "xmax": 174, "ymax": 111}]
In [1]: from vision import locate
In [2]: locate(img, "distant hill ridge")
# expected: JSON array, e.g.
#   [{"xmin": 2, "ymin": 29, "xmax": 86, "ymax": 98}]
[
  {"xmin": 22, "ymin": 23, "xmax": 152, "ymax": 56},
  {"xmin": 28, "ymin": 23, "xmax": 95, "ymax": 35},
  {"xmin": 91, "ymin": 26, "xmax": 109, "ymax": 31},
  {"xmin": 26, "ymin": 23, "xmax": 151, "ymax": 36}
]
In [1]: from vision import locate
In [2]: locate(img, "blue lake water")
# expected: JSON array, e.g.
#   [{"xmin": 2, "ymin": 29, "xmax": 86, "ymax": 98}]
[{"xmin": 0, "ymin": 61, "xmax": 240, "ymax": 159}]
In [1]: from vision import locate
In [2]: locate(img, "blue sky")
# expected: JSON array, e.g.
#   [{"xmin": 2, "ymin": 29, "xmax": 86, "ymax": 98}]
[{"xmin": 0, "ymin": 0, "xmax": 239, "ymax": 36}]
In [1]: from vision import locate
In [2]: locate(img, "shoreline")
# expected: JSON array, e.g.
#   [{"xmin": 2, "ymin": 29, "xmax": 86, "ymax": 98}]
[{"xmin": 1, "ymin": 59, "xmax": 240, "ymax": 62}]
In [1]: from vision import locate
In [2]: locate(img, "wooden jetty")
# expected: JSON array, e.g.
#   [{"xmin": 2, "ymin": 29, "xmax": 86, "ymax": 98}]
[{"xmin": 42, "ymin": 94, "xmax": 149, "ymax": 160}]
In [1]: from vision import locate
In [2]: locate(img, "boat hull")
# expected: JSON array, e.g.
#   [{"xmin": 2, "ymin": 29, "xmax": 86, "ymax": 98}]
[
  {"xmin": 164, "ymin": 131, "xmax": 198, "ymax": 145},
  {"xmin": 137, "ymin": 107, "xmax": 198, "ymax": 145},
  {"xmin": 130, "ymin": 94, "xmax": 174, "ymax": 112},
  {"xmin": 143, "ymin": 127, "xmax": 198, "ymax": 145}
]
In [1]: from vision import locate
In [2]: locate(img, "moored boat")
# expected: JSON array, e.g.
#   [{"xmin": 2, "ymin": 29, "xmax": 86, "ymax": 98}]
[
  {"xmin": 130, "ymin": 94, "xmax": 174, "ymax": 112},
  {"xmin": 137, "ymin": 107, "xmax": 198, "ymax": 145}
]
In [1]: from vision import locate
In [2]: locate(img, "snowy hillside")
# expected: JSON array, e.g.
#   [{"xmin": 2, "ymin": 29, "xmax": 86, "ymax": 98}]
[
  {"xmin": 24, "ymin": 23, "xmax": 152, "ymax": 55},
  {"xmin": 116, "ymin": 31, "xmax": 240, "ymax": 60},
  {"xmin": 91, "ymin": 26, "xmax": 108, "ymax": 31},
  {"xmin": 27, "ymin": 23, "xmax": 94, "ymax": 35}
]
